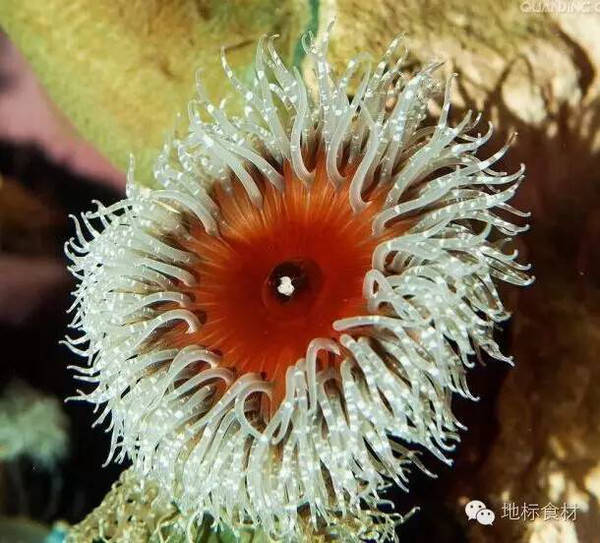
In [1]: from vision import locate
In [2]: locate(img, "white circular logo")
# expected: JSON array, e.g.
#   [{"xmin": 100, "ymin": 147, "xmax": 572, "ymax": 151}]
[{"xmin": 465, "ymin": 500, "xmax": 495, "ymax": 525}]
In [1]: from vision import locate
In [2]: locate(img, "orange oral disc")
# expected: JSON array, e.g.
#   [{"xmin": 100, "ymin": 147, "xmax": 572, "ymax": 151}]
[{"xmin": 167, "ymin": 156, "xmax": 391, "ymax": 406}]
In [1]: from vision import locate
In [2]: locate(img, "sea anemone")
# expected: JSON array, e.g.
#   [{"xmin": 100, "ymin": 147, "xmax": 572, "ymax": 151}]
[{"xmin": 65, "ymin": 31, "xmax": 531, "ymax": 540}]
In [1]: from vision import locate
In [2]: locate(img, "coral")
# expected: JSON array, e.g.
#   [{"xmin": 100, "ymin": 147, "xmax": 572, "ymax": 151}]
[
  {"xmin": 66, "ymin": 468, "xmax": 177, "ymax": 543},
  {"xmin": 66, "ymin": 468, "xmax": 261, "ymax": 543}
]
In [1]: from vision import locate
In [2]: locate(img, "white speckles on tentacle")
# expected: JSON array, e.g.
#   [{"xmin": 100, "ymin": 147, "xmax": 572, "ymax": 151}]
[
  {"xmin": 304, "ymin": 338, "xmax": 340, "ymax": 414},
  {"xmin": 310, "ymin": 29, "xmax": 335, "ymax": 149},
  {"xmin": 437, "ymin": 74, "xmax": 457, "ymax": 128},
  {"xmin": 289, "ymin": 67, "xmax": 315, "ymax": 185},
  {"xmin": 151, "ymin": 190, "xmax": 219, "ymax": 236},
  {"xmin": 255, "ymin": 37, "xmax": 291, "ymax": 160},
  {"xmin": 383, "ymin": 109, "xmax": 474, "ymax": 209},
  {"xmin": 377, "ymin": 64, "xmax": 441, "ymax": 179},
  {"xmin": 450, "ymin": 120, "xmax": 494, "ymax": 156},
  {"xmin": 233, "ymin": 380, "xmax": 273, "ymax": 440},
  {"xmin": 372, "ymin": 172, "xmax": 460, "ymax": 235},
  {"xmin": 338, "ymin": 52, "xmax": 372, "ymax": 97},
  {"xmin": 146, "ymin": 347, "xmax": 225, "ymax": 409},
  {"xmin": 349, "ymin": 112, "xmax": 381, "ymax": 212},
  {"xmin": 193, "ymin": 133, "xmax": 265, "ymax": 207},
  {"xmin": 326, "ymin": 72, "xmax": 370, "ymax": 188},
  {"xmin": 265, "ymin": 36, "xmax": 300, "ymax": 103},
  {"xmin": 366, "ymin": 37, "xmax": 403, "ymax": 99},
  {"xmin": 214, "ymin": 135, "xmax": 285, "ymax": 192}
]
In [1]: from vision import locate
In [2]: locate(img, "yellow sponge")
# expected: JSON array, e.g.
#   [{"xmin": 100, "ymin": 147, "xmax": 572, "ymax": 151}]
[{"xmin": 0, "ymin": 1, "xmax": 307, "ymax": 186}]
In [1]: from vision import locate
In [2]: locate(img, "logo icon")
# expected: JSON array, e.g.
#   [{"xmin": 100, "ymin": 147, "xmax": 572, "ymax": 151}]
[{"xmin": 465, "ymin": 500, "xmax": 495, "ymax": 525}]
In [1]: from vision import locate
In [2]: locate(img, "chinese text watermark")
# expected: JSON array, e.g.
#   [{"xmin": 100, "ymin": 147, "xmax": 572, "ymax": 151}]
[
  {"xmin": 521, "ymin": 0, "xmax": 600, "ymax": 12},
  {"xmin": 465, "ymin": 500, "xmax": 578, "ymax": 525},
  {"xmin": 501, "ymin": 502, "xmax": 578, "ymax": 522}
]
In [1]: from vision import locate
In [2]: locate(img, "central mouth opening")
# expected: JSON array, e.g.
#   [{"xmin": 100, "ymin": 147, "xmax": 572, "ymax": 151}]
[{"xmin": 262, "ymin": 258, "xmax": 323, "ymax": 318}]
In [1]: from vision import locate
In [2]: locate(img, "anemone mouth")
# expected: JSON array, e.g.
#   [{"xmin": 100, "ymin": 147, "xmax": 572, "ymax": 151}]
[{"xmin": 263, "ymin": 257, "xmax": 323, "ymax": 307}]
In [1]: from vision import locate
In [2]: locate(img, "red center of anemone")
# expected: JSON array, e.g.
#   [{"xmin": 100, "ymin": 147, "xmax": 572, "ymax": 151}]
[{"xmin": 170, "ymin": 157, "xmax": 394, "ymax": 405}]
